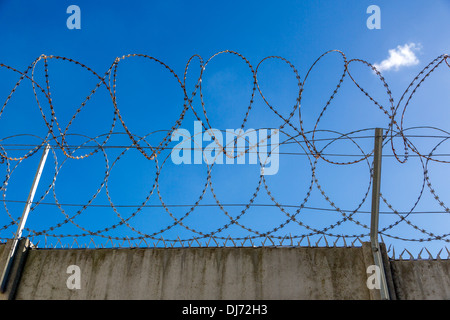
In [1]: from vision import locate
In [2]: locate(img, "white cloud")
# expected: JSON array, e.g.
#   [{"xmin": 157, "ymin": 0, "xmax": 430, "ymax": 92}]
[{"xmin": 373, "ymin": 43, "xmax": 421, "ymax": 72}]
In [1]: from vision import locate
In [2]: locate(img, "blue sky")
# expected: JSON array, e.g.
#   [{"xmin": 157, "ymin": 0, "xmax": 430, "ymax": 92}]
[{"xmin": 0, "ymin": 0, "xmax": 449, "ymax": 255}]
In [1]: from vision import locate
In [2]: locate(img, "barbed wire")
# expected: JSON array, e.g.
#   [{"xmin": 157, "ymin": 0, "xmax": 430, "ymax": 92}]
[{"xmin": 0, "ymin": 50, "xmax": 449, "ymax": 248}]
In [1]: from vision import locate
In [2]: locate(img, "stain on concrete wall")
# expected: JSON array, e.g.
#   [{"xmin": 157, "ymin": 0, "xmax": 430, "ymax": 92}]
[
  {"xmin": 15, "ymin": 247, "xmax": 375, "ymax": 300},
  {"xmin": 390, "ymin": 260, "xmax": 450, "ymax": 300},
  {"xmin": 1, "ymin": 242, "xmax": 447, "ymax": 300}
]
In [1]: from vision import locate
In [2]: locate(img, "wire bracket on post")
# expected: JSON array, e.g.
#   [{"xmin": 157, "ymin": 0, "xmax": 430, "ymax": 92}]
[{"xmin": 370, "ymin": 128, "xmax": 390, "ymax": 300}]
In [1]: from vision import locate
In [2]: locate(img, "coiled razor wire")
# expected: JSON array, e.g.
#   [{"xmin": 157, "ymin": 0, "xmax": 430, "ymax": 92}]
[{"xmin": 0, "ymin": 51, "xmax": 449, "ymax": 247}]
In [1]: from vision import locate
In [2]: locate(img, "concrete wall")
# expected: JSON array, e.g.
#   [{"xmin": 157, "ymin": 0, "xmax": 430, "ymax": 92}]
[
  {"xmin": 0, "ymin": 241, "xmax": 448, "ymax": 300},
  {"xmin": 390, "ymin": 260, "xmax": 450, "ymax": 300},
  {"xmin": 0, "ymin": 239, "xmax": 31, "ymax": 300},
  {"xmin": 14, "ymin": 246, "xmax": 377, "ymax": 300}
]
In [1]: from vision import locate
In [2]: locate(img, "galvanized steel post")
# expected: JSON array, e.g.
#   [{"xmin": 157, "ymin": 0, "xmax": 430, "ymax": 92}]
[
  {"xmin": 0, "ymin": 144, "xmax": 50, "ymax": 292},
  {"xmin": 370, "ymin": 128, "xmax": 390, "ymax": 300}
]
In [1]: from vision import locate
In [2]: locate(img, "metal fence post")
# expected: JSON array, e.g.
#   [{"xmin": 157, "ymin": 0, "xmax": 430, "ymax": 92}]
[
  {"xmin": 370, "ymin": 128, "xmax": 390, "ymax": 300},
  {"xmin": 0, "ymin": 143, "xmax": 50, "ymax": 292}
]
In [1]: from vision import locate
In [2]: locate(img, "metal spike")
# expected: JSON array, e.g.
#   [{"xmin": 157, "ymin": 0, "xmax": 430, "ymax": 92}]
[
  {"xmin": 29, "ymin": 236, "xmax": 35, "ymax": 248},
  {"xmin": 279, "ymin": 235, "xmax": 287, "ymax": 246},
  {"xmin": 399, "ymin": 249, "xmax": 413, "ymax": 260},
  {"xmin": 436, "ymin": 248, "xmax": 443, "ymax": 260},
  {"xmin": 324, "ymin": 235, "xmax": 329, "ymax": 247},
  {"xmin": 446, "ymin": 247, "xmax": 450, "ymax": 259},
  {"xmin": 72, "ymin": 238, "xmax": 80, "ymax": 249},
  {"xmin": 405, "ymin": 249, "xmax": 414, "ymax": 260},
  {"xmin": 177, "ymin": 236, "xmax": 184, "ymax": 247},
  {"xmin": 88, "ymin": 238, "xmax": 96, "ymax": 249},
  {"xmin": 223, "ymin": 236, "xmax": 230, "ymax": 247},
  {"xmin": 342, "ymin": 237, "xmax": 347, "ymax": 247},
  {"xmin": 195, "ymin": 238, "xmax": 201, "ymax": 247},
  {"xmin": 357, "ymin": 237, "xmax": 364, "ymax": 246},
  {"xmin": 425, "ymin": 247, "xmax": 433, "ymax": 260},
  {"xmin": 315, "ymin": 236, "xmax": 323, "ymax": 247},
  {"xmin": 417, "ymin": 248, "xmax": 424, "ymax": 260},
  {"xmin": 333, "ymin": 236, "xmax": 340, "ymax": 247},
  {"xmin": 307, "ymin": 236, "xmax": 311, "ymax": 247},
  {"xmin": 107, "ymin": 237, "xmax": 114, "ymax": 248}
]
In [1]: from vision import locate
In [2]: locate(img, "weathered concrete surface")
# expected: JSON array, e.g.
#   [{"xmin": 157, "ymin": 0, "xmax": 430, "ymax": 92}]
[
  {"xmin": 1, "ymin": 241, "xmax": 447, "ymax": 300},
  {"xmin": 390, "ymin": 260, "xmax": 450, "ymax": 300},
  {"xmin": 14, "ymin": 246, "xmax": 377, "ymax": 300},
  {"xmin": 0, "ymin": 239, "xmax": 31, "ymax": 300}
]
